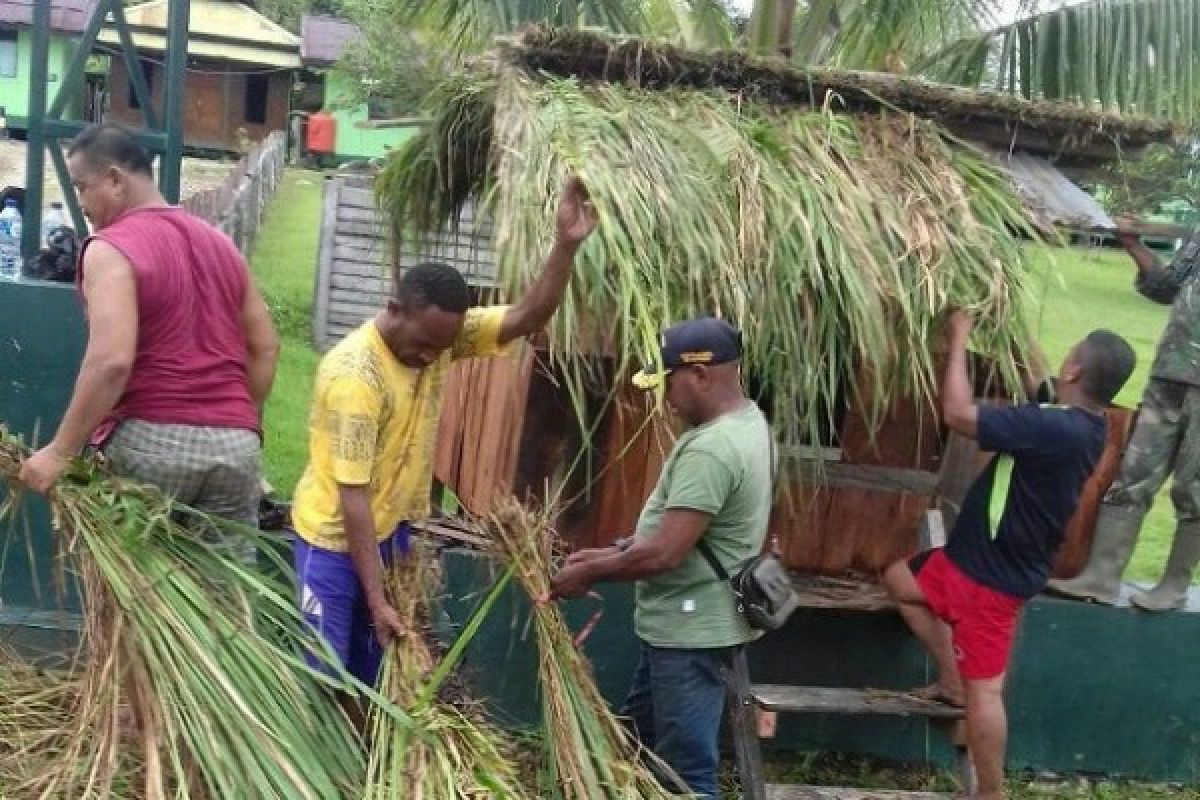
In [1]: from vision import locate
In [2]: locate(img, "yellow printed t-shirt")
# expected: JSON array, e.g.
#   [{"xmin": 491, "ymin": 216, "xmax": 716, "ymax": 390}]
[{"xmin": 291, "ymin": 306, "xmax": 508, "ymax": 551}]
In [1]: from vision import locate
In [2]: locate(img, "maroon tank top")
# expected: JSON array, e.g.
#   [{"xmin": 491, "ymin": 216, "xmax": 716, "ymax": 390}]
[{"xmin": 79, "ymin": 206, "xmax": 260, "ymax": 444}]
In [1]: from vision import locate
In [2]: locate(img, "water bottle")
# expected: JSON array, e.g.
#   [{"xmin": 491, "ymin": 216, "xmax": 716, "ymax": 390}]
[
  {"xmin": 0, "ymin": 199, "xmax": 22, "ymax": 281},
  {"xmin": 42, "ymin": 201, "xmax": 67, "ymax": 248}
]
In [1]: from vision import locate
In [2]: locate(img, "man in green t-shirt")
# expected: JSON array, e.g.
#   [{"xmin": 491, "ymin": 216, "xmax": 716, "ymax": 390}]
[{"xmin": 552, "ymin": 317, "xmax": 774, "ymax": 800}]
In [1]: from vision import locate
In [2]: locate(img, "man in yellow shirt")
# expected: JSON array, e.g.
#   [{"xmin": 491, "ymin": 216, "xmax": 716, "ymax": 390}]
[{"xmin": 291, "ymin": 177, "xmax": 595, "ymax": 689}]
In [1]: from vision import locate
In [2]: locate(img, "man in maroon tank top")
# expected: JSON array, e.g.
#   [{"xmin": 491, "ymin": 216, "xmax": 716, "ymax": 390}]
[{"xmin": 19, "ymin": 124, "xmax": 279, "ymax": 556}]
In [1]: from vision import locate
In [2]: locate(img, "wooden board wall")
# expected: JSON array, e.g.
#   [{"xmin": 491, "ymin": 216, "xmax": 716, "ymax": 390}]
[
  {"xmin": 432, "ymin": 354, "xmax": 1136, "ymax": 580},
  {"xmin": 434, "ymin": 345, "xmax": 535, "ymax": 513},
  {"xmin": 312, "ymin": 177, "xmax": 498, "ymax": 351}
]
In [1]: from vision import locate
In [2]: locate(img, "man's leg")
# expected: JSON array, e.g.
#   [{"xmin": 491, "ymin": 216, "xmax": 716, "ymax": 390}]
[
  {"xmin": 963, "ymin": 675, "xmax": 1006, "ymax": 800},
  {"xmin": 883, "ymin": 557, "xmax": 963, "ymax": 704},
  {"xmin": 644, "ymin": 646, "xmax": 727, "ymax": 800},
  {"xmin": 1135, "ymin": 384, "xmax": 1200, "ymax": 610},
  {"xmin": 618, "ymin": 642, "xmax": 657, "ymax": 748}
]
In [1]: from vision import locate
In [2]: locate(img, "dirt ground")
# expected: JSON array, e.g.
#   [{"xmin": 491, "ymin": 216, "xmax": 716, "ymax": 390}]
[{"xmin": 0, "ymin": 138, "xmax": 236, "ymax": 206}]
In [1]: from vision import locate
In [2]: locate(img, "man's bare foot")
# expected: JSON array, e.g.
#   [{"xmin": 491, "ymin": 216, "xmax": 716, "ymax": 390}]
[
  {"xmin": 954, "ymin": 793, "xmax": 1004, "ymax": 800},
  {"xmin": 909, "ymin": 682, "xmax": 965, "ymax": 708}
]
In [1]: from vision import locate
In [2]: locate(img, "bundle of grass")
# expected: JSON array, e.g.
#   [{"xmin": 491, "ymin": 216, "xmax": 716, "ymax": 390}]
[
  {"xmin": 0, "ymin": 430, "xmax": 368, "ymax": 799},
  {"xmin": 364, "ymin": 545, "xmax": 529, "ymax": 800},
  {"xmin": 482, "ymin": 498, "xmax": 685, "ymax": 799},
  {"xmin": 379, "ymin": 28, "xmax": 1051, "ymax": 459}
]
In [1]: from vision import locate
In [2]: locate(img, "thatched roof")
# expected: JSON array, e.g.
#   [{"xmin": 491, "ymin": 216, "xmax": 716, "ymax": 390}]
[
  {"xmin": 500, "ymin": 27, "xmax": 1174, "ymax": 165},
  {"xmin": 380, "ymin": 56, "xmax": 1045, "ymax": 457}
]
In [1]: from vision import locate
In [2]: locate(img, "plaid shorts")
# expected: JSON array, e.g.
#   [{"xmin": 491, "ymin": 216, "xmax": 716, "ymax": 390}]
[{"xmin": 103, "ymin": 419, "xmax": 262, "ymax": 559}]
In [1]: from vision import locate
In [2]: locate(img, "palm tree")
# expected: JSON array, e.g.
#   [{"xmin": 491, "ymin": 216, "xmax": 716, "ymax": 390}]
[{"xmin": 359, "ymin": 0, "xmax": 1200, "ymax": 125}]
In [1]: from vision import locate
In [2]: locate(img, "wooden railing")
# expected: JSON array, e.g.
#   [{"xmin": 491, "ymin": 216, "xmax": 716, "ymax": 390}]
[{"xmin": 181, "ymin": 130, "xmax": 287, "ymax": 255}]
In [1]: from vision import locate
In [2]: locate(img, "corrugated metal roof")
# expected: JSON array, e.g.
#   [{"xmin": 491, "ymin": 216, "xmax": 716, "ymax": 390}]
[
  {"xmin": 300, "ymin": 14, "xmax": 358, "ymax": 66},
  {"xmin": 990, "ymin": 151, "xmax": 1115, "ymax": 231},
  {"xmin": 96, "ymin": 0, "xmax": 301, "ymax": 68},
  {"xmin": 0, "ymin": 0, "xmax": 98, "ymax": 34}
]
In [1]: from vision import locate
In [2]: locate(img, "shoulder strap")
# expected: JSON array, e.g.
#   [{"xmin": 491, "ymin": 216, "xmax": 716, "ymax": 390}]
[
  {"xmin": 696, "ymin": 538, "xmax": 730, "ymax": 581},
  {"xmin": 695, "ymin": 415, "xmax": 776, "ymax": 583}
]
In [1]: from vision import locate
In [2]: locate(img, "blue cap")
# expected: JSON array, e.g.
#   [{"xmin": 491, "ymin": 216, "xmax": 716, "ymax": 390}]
[{"xmin": 632, "ymin": 317, "xmax": 743, "ymax": 390}]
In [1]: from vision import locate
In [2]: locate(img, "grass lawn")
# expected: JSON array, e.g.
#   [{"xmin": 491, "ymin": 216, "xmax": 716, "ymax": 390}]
[
  {"xmin": 246, "ymin": 169, "xmax": 324, "ymax": 495},
  {"xmin": 1024, "ymin": 243, "xmax": 1175, "ymax": 582}
]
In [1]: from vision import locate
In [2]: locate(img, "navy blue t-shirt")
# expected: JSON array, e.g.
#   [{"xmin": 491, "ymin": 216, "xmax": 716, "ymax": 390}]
[{"xmin": 944, "ymin": 404, "xmax": 1107, "ymax": 599}]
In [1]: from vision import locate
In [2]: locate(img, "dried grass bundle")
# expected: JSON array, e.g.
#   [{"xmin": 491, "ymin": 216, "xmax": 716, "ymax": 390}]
[
  {"xmin": 364, "ymin": 545, "xmax": 529, "ymax": 799},
  {"xmin": 482, "ymin": 498, "xmax": 688, "ymax": 799}
]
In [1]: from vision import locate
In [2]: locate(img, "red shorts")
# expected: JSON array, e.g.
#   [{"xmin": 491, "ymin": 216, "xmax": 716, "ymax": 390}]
[{"xmin": 910, "ymin": 548, "xmax": 1025, "ymax": 680}]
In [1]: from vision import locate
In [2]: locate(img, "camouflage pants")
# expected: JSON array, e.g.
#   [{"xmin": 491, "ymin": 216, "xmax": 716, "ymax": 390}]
[{"xmin": 1104, "ymin": 378, "xmax": 1200, "ymax": 521}]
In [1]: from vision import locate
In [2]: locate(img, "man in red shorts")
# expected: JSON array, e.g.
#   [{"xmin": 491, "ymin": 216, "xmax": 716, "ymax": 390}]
[{"xmin": 883, "ymin": 311, "xmax": 1135, "ymax": 800}]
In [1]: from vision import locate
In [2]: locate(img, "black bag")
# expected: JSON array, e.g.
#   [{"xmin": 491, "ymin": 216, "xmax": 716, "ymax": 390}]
[
  {"xmin": 695, "ymin": 437, "xmax": 799, "ymax": 631},
  {"xmin": 697, "ymin": 541, "xmax": 799, "ymax": 631}
]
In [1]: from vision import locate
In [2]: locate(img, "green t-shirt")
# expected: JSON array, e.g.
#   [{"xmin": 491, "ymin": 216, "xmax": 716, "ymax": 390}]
[{"xmin": 634, "ymin": 402, "xmax": 774, "ymax": 649}]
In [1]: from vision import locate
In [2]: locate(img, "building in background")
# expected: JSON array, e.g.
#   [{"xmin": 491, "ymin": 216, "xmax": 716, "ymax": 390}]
[
  {"xmin": 299, "ymin": 13, "xmax": 417, "ymax": 163},
  {"xmin": 0, "ymin": 0, "xmax": 96, "ymax": 129},
  {"xmin": 99, "ymin": 0, "xmax": 300, "ymax": 152}
]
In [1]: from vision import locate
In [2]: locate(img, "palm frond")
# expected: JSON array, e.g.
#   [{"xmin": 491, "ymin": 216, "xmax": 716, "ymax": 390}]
[{"xmin": 920, "ymin": 0, "xmax": 1200, "ymax": 124}]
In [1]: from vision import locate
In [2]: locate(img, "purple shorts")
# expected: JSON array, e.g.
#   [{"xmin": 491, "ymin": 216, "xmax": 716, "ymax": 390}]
[{"xmin": 293, "ymin": 523, "xmax": 411, "ymax": 687}]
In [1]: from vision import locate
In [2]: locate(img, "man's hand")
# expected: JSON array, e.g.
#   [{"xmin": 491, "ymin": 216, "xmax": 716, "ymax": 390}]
[
  {"xmin": 551, "ymin": 562, "xmax": 594, "ymax": 600},
  {"xmin": 369, "ymin": 601, "xmax": 407, "ymax": 647},
  {"xmin": 554, "ymin": 176, "xmax": 597, "ymax": 247},
  {"xmin": 18, "ymin": 445, "xmax": 71, "ymax": 494}
]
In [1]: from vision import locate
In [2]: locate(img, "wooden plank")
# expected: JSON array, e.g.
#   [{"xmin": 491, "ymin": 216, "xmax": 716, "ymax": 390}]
[
  {"xmin": 1054, "ymin": 406, "xmax": 1136, "ymax": 579},
  {"xmin": 335, "ymin": 231, "xmax": 391, "ymax": 250},
  {"xmin": 336, "ymin": 219, "xmax": 389, "ymax": 238},
  {"xmin": 794, "ymin": 462, "xmax": 939, "ymax": 495},
  {"xmin": 434, "ymin": 361, "xmax": 470, "ymax": 490},
  {"xmin": 766, "ymin": 786, "xmax": 951, "ymax": 800},
  {"xmin": 790, "ymin": 575, "xmax": 895, "ymax": 611},
  {"xmin": 330, "ymin": 273, "xmax": 390, "ymax": 293},
  {"xmin": 458, "ymin": 360, "xmax": 491, "ymax": 512},
  {"xmin": 330, "ymin": 260, "xmax": 391, "ymax": 280},
  {"xmin": 312, "ymin": 176, "xmax": 341, "ymax": 350},
  {"xmin": 728, "ymin": 650, "xmax": 768, "ymax": 800},
  {"xmin": 750, "ymin": 686, "xmax": 964, "ymax": 719},
  {"xmin": 411, "ymin": 520, "xmax": 489, "ymax": 549},
  {"xmin": 338, "ymin": 205, "xmax": 386, "ymax": 224},
  {"xmin": 339, "ymin": 186, "xmax": 377, "ymax": 210}
]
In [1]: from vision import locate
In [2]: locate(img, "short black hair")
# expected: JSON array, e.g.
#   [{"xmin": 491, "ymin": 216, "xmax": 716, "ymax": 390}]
[
  {"xmin": 395, "ymin": 262, "xmax": 470, "ymax": 313},
  {"xmin": 1078, "ymin": 330, "xmax": 1136, "ymax": 406},
  {"xmin": 67, "ymin": 123, "xmax": 154, "ymax": 178}
]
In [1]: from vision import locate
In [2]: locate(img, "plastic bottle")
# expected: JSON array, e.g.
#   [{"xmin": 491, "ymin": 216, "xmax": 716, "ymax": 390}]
[
  {"xmin": 42, "ymin": 201, "xmax": 67, "ymax": 248},
  {"xmin": 0, "ymin": 199, "xmax": 23, "ymax": 281}
]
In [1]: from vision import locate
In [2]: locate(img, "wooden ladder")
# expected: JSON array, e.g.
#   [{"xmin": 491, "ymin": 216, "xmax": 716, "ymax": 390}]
[
  {"xmin": 724, "ymin": 512, "xmax": 974, "ymax": 799},
  {"xmin": 726, "ymin": 655, "xmax": 972, "ymax": 799}
]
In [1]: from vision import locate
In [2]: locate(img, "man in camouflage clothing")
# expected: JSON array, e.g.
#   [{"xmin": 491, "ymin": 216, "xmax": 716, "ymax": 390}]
[{"xmin": 1048, "ymin": 225, "xmax": 1200, "ymax": 611}]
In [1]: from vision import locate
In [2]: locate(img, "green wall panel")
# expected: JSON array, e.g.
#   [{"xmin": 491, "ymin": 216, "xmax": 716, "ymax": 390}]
[
  {"xmin": 439, "ymin": 549, "xmax": 1200, "ymax": 783},
  {"xmin": 0, "ymin": 280, "xmax": 84, "ymax": 613},
  {"xmin": 325, "ymin": 71, "xmax": 417, "ymax": 161}
]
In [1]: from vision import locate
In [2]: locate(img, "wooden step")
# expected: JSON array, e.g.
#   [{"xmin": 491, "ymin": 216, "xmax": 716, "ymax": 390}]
[
  {"xmin": 750, "ymin": 686, "xmax": 965, "ymax": 719},
  {"xmin": 765, "ymin": 785, "xmax": 951, "ymax": 800}
]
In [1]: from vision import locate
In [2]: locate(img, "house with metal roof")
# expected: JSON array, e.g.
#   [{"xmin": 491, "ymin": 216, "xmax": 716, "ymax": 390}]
[
  {"xmin": 0, "ymin": 0, "xmax": 98, "ymax": 128},
  {"xmin": 99, "ymin": 0, "xmax": 301, "ymax": 152},
  {"xmin": 299, "ymin": 13, "xmax": 418, "ymax": 162}
]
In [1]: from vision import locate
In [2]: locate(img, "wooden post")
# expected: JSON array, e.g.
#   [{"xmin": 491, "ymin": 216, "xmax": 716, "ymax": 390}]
[
  {"xmin": 726, "ymin": 648, "xmax": 767, "ymax": 800},
  {"xmin": 312, "ymin": 176, "xmax": 340, "ymax": 350}
]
